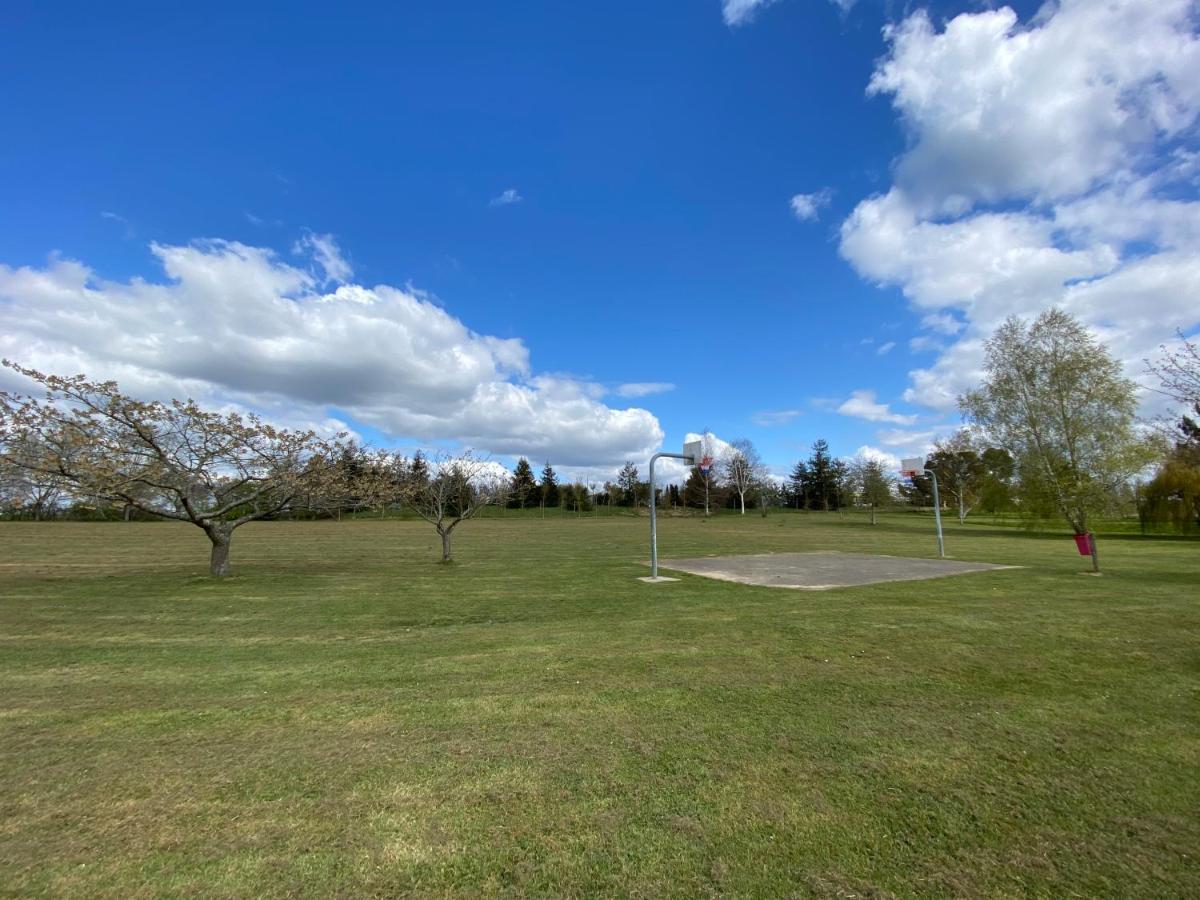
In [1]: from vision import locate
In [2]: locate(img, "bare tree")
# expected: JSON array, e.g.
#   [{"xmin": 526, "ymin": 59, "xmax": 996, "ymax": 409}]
[
  {"xmin": 720, "ymin": 438, "xmax": 766, "ymax": 515},
  {"xmin": 697, "ymin": 431, "xmax": 719, "ymax": 516},
  {"xmin": 0, "ymin": 362, "xmax": 345, "ymax": 577},
  {"xmin": 1145, "ymin": 330, "xmax": 1200, "ymax": 407},
  {"xmin": 0, "ymin": 440, "xmax": 62, "ymax": 520},
  {"xmin": 406, "ymin": 452, "xmax": 505, "ymax": 561}
]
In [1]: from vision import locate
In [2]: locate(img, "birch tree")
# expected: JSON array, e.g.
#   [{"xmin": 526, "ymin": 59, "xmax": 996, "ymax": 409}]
[
  {"xmin": 720, "ymin": 438, "xmax": 766, "ymax": 515},
  {"xmin": 960, "ymin": 310, "xmax": 1156, "ymax": 571},
  {"xmin": 0, "ymin": 362, "xmax": 345, "ymax": 576}
]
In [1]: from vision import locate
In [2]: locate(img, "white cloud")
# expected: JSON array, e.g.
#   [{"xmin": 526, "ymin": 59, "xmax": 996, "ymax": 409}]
[
  {"xmin": 849, "ymin": 445, "xmax": 902, "ymax": 473},
  {"xmin": 837, "ymin": 389, "xmax": 917, "ymax": 425},
  {"xmin": 868, "ymin": 1, "xmax": 1200, "ymax": 212},
  {"xmin": 721, "ymin": 0, "xmax": 777, "ymax": 26},
  {"xmin": 751, "ymin": 409, "xmax": 803, "ymax": 426},
  {"xmin": 790, "ymin": 189, "xmax": 832, "ymax": 222},
  {"xmin": 722, "ymin": 0, "xmax": 852, "ymax": 26},
  {"xmin": 908, "ymin": 335, "xmax": 942, "ymax": 354},
  {"xmin": 0, "ymin": 238, "xmax": 664, "ymax": 468},
  {"xmin": 840, "ymin": 0, "xmax": 1200, "ymax": 412},
  {"xmin": 617, "ymin": 382, "xmax": 675, "ymax": 398},
  {"xmin": 875, "ymin": 427, "xmax": 941, "ymax": 451},
  {"xmin": 293, "ymin": 232, "xmax": 353, "ymax": 284},
  {"xmin": 489, "ymin": 188, "xmax": 523, "ymax": 207},
  {"xmin": 876, "ymin": 341, "xmax": 896, "ymax": 356}
]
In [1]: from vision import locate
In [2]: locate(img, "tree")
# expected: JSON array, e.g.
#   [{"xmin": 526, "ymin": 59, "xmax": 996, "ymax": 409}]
[
  {"xmin": 617, "ymin": 461, "xmax": 639, "ymax": 507},
  {"xmin": 0, "ymin": 362, "xmax": 344, "ymax": 577},
  {"xmin": 691, "ymin": 431, "xmax": 720, "ymax": 516},
  {"xmin": 539, "ymin": 462, "xmax": 559, "ymax": 508},
  {"xmin": 847, "ymin": 455, "xmax": 892, "ymax": 525},
  {"xmin": 804, "ymin": 440, "xmax": 843, "ymax": 510},
  {"xmin": 604, "ymin": 480, "xmax": 621, "ymax": 512},
  {"xmin": 322, "ymin": 443, "xmax": 403, "ymax": 519},
  {"xmin": 1140, "ymin": 336, "xmax": 1200, "ymax": 532},
  {"xmin": 927, "ymin": 430, "xmax": 987, "ymax": 524},
  {"xmin": 1145, "ymin": 330, "xmax": 1200, "ymax": 411},
  {"xmin": 0, "ymin": 438, "xmax": 62, "ymax": 520},
  {"xmin": 720, "ymin": 438, "xmax": 766, "ymax": 515},
  {"xmin": 408, "ymin": 450, "xmax": 430, "ymax": 487},
  {"xmin": 407, "ymin": 452, "xmax": 505, "ymax": 561},
  {"xmin": 509, "ymin": 458, "xmax": 537, "ymax": 509},
  {"xmin": 787, "ymin": 460, "xmax": 809, "ymax": 509},
  {"xmin": 961, "ymin": 310, "xmax": 1157, "ymax": 571},
  {"xmin": 978, "ymin": 447, "xmax": 1016, "ymax": 513}
]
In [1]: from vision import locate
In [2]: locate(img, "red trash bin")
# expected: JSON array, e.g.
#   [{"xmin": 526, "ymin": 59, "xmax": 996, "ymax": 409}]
[{"xmin": 1073, "ymin": 533, "xmax": 1093, "ymax": 556}]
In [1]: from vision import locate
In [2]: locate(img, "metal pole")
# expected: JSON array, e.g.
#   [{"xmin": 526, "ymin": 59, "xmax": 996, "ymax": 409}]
[
  {"xmin": 924, "ymin": 469, "xmax": 945, "ymax": 558},
  {"xmin": 649, "ymin": 451, "xmax": 695, "ymax": 578}
]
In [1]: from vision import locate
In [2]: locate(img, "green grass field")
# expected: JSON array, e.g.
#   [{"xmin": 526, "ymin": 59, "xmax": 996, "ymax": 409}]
[{"xmin": 2, "ymin": 513, "xmax": 1197, "ymax": 897}]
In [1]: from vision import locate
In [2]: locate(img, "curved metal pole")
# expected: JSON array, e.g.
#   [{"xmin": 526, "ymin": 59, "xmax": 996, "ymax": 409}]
[
  {"xmin": 649, "ymin": 452, "xmax": 694, "ymax": 578},
  {"xmin": 924, "ymin": 468, "xmax": 945, "ymax": 558}
]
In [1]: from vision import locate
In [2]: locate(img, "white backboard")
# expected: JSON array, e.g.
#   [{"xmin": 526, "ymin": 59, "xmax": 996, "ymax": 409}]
[
  {"xmin": 683, "ymin": 439, "xmax": 703, "ymax": 465},
  {"xmin": 900, "ymin": 456, "xmax": 925, "ymax": 476}
]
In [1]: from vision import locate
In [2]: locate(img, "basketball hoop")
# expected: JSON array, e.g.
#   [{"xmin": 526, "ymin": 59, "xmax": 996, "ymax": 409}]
[
  {"xmin": 698, "ymin": 455, "xmax": 714, "ymax": 475},
  {"xmin": 899, "ymin": 456, "xmax": 945, "ymax": 559}
]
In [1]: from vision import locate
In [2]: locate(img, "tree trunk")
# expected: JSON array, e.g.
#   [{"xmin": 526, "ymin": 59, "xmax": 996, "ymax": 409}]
[
  {"xmin": 1089, "ymin": 533, "xmax": 1100, "ymax": 573},
  {"xmin": 739, "ymin": 492, "xmax": 745, "ymax": 515},
  {"xmin": 439, "ymin": 527, "xmax": 452, "ymax": 562},
  {"xmin": 206, "ymin": 526, "xmax": 233, "ymax": 578},
  {"xmin": 870, "ymin": 504, "xmax": 877, "ymax": 526},
  {"xmin": 958, "ymin": 493, "xmax": 966, "ymax": 524}
]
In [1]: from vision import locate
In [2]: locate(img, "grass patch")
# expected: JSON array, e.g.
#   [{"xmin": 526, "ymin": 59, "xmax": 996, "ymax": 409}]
[{"xmin": 1, "ymin": 514, "xmax": 1197, "ymax": 897}]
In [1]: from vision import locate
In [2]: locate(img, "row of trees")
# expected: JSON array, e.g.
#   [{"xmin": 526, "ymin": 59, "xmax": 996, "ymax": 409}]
[
  {"xmin": 0, "ymin": 363, "xmax": 515, "ymax": 575},
  {"xmin": 3, "ymin": 311, "xmax": 1195, "ymax": 577}
]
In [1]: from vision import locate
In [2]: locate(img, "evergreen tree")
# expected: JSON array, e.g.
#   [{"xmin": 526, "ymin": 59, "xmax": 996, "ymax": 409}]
[
  {"xmin": 805, "ymin": 440, "xmax": 840, "ymax": 510},
  {"xmin": 509, "ymin": 457, "xmax": 537, "ymax": 509},
  {"xmin": 787, "ymin": 460, "xmax": 808, "ymax": 509},
  {"xmin": 539, "ymin": 462, "xmax": 559, "ymax": 508},
  {"xmin": 617, "ymin": 461, "xmax": 639, "ymax": 507},
  {"xmin": 408, "ymin": 450, "xmax": 429, "ymax": 486},
  {"xmin": 683, "ymin": 465, "xmax": 722, "ymax": 515}
]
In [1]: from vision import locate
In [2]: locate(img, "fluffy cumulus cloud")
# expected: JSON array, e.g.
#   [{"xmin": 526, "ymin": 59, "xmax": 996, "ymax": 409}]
[
  {"xmin": 850, "ymin": 444, "xmax": 901, "ymax": 472},
  {"xmin": 0, "ymin": 239, "xmax": 663, "ymax": 467},
  {"xmin": 837, "ymin": 389, "xmax": 917, "ymax": 425},
  {"xmin": 840, "ymin": 0, "xmax": 1200, "ymax": 412}
]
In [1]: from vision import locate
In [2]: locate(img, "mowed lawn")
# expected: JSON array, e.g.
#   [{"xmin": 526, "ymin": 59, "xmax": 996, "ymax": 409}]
[{"xmin": 1, "ymin": 513, "xmax": 1197, "ymax": 898}]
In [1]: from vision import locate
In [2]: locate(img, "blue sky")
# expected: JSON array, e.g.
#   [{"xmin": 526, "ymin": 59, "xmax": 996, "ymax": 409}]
[{"xmin": 2, "ymin": 0, "xmax": 1197, "ymax": 482}]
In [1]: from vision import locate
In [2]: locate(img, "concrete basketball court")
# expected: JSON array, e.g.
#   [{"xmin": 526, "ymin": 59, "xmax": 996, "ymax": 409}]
[{"xmin": 657, "ymin": 551, "xmax": 1015, "ymax": 590}]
